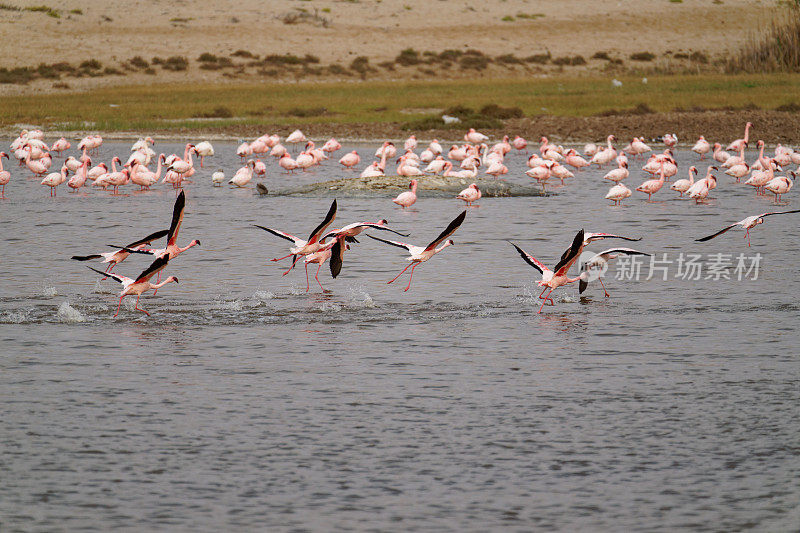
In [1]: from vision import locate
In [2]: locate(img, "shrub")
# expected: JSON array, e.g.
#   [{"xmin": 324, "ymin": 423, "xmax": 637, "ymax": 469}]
[
  {"xmin": 460, "ymin": 55, "xmax": 490, "ymax": 70},
  {"xmin": 79, "ymin": 59, "xmax": 102, "ymax": 70},
  {"xmin": 162, "ymin": 56, "xmax": 188, "ymax": 71},
  {"xmin": 525, "ymin": 52, "xmax": 551, "ymax": 64},
  {"xmin": 552, "ymin": 55, "xmax": 586, "ymax": 66},
  {"xmin": 479, "ymin": 104, "xmax": 524, "ymax": 119},
  {"xmin": 630, "ymin": 52, "xmax": 656, "ymax": 61},
  {"xmin": 395, "ymin": 48, "xmax": 421, "ymax": 66},
  {"xmin": 129, "ymin": 56, "xmax": 149, "ymax": 68},
  {"xmin": 198, "ymin": 53, "xmax": 218, "ymax": 62},
  {"xmin": 231, "ymin": 49, "xmax": 256, "ymax": 58},
  {"xmin": 193, "ymin": 106, "xmax": 234, "ymax": 118}
]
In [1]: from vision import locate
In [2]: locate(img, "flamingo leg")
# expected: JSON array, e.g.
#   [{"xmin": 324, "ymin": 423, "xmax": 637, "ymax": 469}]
[
  {"xmin": 153, "ymin": 271, "xmax": 161, "ymax": 296},
  {"xmin": 538, "ymin": 289, "xmax": 553, "ymax": 313},
  {"xmin": 315, "ymin": 263, "xmax": 325, "ymax": 291},
  {"xmin": 134, "ymin": 295, "xmax": 150, "ymax": 316},
  {"xmin": 746, "ymin": 230, "xmax": 751, "ymax": 247},
  {"xmin": 403, "ymin": 263, "xmax": 419, "ymax": 292},
  {"xmin": 387, "ymin": 263, "xmax": 413, "ymax": 284},
  {"xmin": 114, "ymin": 296, "xmax": 124, "ymax": 317},
  {"xmin": 283, "ymin": 255, "xmax": 301, "ymax": 275},
  {"xmin": 538, "ymin": 287, "xmax": 549, "ymax": 299},
  {"xmin": 271, "ymin": 253, "xmax": 294, "ymax": 262},
  {"xmin": 599, "ymin": 277, "xmax": 611, "ymax": 297},
  {"xmin": 305, "ymin": 261, "xmax": 310, "ymax": 292}
]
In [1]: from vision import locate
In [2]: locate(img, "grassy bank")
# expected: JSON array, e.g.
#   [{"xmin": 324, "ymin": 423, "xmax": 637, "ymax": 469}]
[{"xmin": 2, "ymin": 73, "xmax": 799, "ymax": 133}]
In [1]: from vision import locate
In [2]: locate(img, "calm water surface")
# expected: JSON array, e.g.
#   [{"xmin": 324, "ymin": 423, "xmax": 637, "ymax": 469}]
[{"xmin": 1, "ymin": 141, "xmax": 798, "ymax": 531}]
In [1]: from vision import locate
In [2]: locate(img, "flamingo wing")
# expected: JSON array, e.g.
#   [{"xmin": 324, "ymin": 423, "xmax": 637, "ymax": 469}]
[
  {"xmin": 307, "ymin": 199, "xmax": 337, "ymax": 244},
  {"xmin": 322, "ymin": 223, "xmax": 409, "ymax": 241},
  {"xmin": 86, "ymin": 266, "xmax": 131, "ymax": 286},
  {"xmin": 365, "ymin": 234, "xmax": 414, "ymax": 251},
  {"xmin": 330, "ymin": 237, "xmax": 346, "ymax": 278},
  {"xmin": 167, "ymin": 190, "xmax": 186, "ymax": 246},
  {"xmin": 425, "ymin": 210, "xmax": 466, "ymax": 251},
  {"xmin": 592, "ymin": 248, "xmax": 652, "ymax": 263},
  {"xmin": 760, "ymin": 209, "xmax": 800, "ymax": 219},
  {"xmin": 695, "ymin": 223, "xmax": 740, "ymax": 242},
  {"xmin": 509, "ymin": 242, "xmax": 547, "ymax": 275},
  {"xmin": 72, "ymin": 254, "xmax": 103, "ymax": 261},
  {"xmin": 586, "ymin": 232, "xmax": 642, "ymax": 243},
  {"xmin": 134, "ymin": 255, "xmax": 170, "ymax": 283},
  {"xmin": 127, "ymin": 228, "xmax": 170, "ymax": 248},
  {"xmin": 106, "ymin": 244, "xmax": 155, "ymax": 255},
  {"xmin": 554, "ymin": 229, "xmax": 585, "ymax": 276},
  {"xmin": 253, "ymin": 225, "xmax": 302, "ymax": 244}
]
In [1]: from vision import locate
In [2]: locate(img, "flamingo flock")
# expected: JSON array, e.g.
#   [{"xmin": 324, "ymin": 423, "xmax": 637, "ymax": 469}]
[{"xmin": 6, "ymin": 122, "xmax": 799, "ymax": 316}]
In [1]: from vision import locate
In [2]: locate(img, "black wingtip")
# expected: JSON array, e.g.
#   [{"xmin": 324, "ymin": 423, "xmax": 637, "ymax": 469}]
[{"xmin": 579, "ymin": 278, "xmax": 588, "ymax": 294}]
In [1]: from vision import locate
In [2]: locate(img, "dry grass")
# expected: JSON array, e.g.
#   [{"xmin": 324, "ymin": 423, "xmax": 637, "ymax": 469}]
[{"xmin": 727, "ymin": 5, "xmax": 800, "ymax": 73}]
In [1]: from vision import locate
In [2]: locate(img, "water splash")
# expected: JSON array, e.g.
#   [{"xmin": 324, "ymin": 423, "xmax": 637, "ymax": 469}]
[
  {"xmin": 57, "ymin": 301, "xmax": 86, "ymax": 323},
  {"xmin": 215, "ymin": 299, "xmax": 243, "ymax": 311},
  {"xmin": 318, "ymin": 301, "xmax": 342, "ymax": 312},
  {"xmin": 347, "ymin": 287, "xmax": 376, "ymax": 308},
  {"xmin": 252, "ymin": 290, "xmax": 275, "ymax": 301},
  {"xmin": 0, "ymin": 309, "xmax": 32, "ymax": 324},
  {"xmin": 92, "ymin": 279, "xmax": 113, "ymax": 294},
  {"xmin": 39, "ymin": 284, "xmax": 58, "ymax": 298}
]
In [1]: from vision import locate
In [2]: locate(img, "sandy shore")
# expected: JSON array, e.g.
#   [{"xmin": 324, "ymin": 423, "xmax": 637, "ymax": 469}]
[{"xmin": 0, "ymin": 0, "xmax": 776, "ymax": 95}]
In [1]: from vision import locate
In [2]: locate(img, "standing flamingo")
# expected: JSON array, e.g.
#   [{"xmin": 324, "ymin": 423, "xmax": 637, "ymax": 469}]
[
  {"xmin": 393, "ymin": 179, "xmax": 418, "ymax": 209},
  {"xmin": 0, "ymin": 152, "xmax": 10, "ymax": 197},
  {"xmin": 456, "ymin": 183, "xmax": 481, "ymax": 206},
  {"xmin": 366, "ymin": 210, "xmax": 466, "ymax": 291}
]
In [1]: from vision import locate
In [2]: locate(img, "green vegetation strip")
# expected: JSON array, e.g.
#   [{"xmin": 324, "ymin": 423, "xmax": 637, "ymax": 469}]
[{"xmin": 2, "ymin": 74, "xmax": 799, "ymax": 132}]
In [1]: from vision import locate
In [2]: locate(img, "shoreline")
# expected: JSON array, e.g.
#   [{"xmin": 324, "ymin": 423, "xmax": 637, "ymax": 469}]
[{"xmin": 5, "ymin": 109, "xmax": 800, "ymax": 145}]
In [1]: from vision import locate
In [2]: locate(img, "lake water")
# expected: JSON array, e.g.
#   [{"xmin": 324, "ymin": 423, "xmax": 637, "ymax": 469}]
[{"xmin": 1, "ymin": 140, "xmax": 798, "ymax": 531}]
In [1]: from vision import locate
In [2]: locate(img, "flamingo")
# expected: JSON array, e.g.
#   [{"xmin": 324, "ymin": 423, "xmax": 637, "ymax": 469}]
[
  {"xmin": 67, "ymin": 157, "xmax": 91, "ymax": 192},
  {"xmin": 366, "ymin": 210, "xmax": 466, "ymax": 291},
  {"xmin": 663, "ymin": 133, "xmax": 678, "ymax": 148},
  {"xmin": 253, "ymin": 199, "xmax": 337, "ymax": 274},
  {"xmin": 339, "ymin": 150, "xmax": 360, "ymax": 169},
  {"xmin": 428, "ymin": 139, "xmax": 443, "ymax": 155},
  {"xmin": 565, "ymin": 149, "xmax": 590, "ymax": 170},
  {"xmin": 301, "ymin": 238, "xmax": 341, "ymax": 292},
  {"xmin": 375, "ymin": 141, "xmax": 397, "ymax": 159},
  {"xmin": 456, "ymin": 183, "xmax": 481, "ymax": 206},
  {"xmin": 696, "ymin": 209, "xmax": 800, "ymax": 247},
  {"xmin": 71, "ymin": 229, "xmax": 169, "ymax": 277},
  {"xmin": 512, "ymin": 135, "xmax": 528, "ymax": 152},
  {"xmin": 229, "ymin": 161, "xmax": 255, "ymax": 187},
  {"xmin": 465, "ymin": 128, "xmax": 488, "ymax": 144},
  {"xmin": 286, "ymin": 129, "xmax": 307, "ymax": 150},
  {"xmin": 605, "ymin": 183, "xmax": 632, "ymax": 205},
  {"xmin": 41, "ymin": 164, "xmax": 68, "ymax": 196},
  {"xmin": 320, "ymin": 220, "xmax": 409, "ymax": 277},
  {"xmin": 130, "ymin": 156, "xmax": 164, "ymax": 190},
  {"xmin": 636, "ymin": 161, "xmax": 666, "ymax": 201},
  {"xmin": 86, "ymin": 255, "xmax": 178, "ymax": 317},
  {"xmin": 131, "ymin": 136, "xmax": 155, "ymax": 152},
  {"xmin": 583, "ymin": 143, "xmax": 599, "ymax": 157},
  {"xmin": 393, "ymin": 179, "xmax": 418, "ymax": 209},
  {"xmin": 322, "ymin": 138, "xmax": 342, "ymax": 153},
  {"xmin": 713, "ymin": 143, "xmax": 731, "ymax": 164},
  {"xmin": 764, "ymin": 172, "xmax": 794, "ymax": 203},
  {"xmin": 692, "ymin": 136, "xmax": 711, "ymax": 159},
  {"xmin": 237, "ymin": 141, "xmax": 253, "ymax": 161},
  {"xmin": 269, "ymin": 143, "xmax": 287, "ymax": 158},
  {"xmin": 253, "ymin": 159, "xmax": 267, "ymax": 176},
  {"xmin": 687, "ymin": 166, "xmax": 719, "ymax": 203},
  {"xmin": 404, "ymin": 135, "xmax": 417, "ymax": 151},
  {"xmin": 671, "ymin": 166, "xmax": 697, "ymax": 197},
  {"xmin": 509, "ymin": 229, "xmax": 586, "ymax": 313},
  {"xmin": 397, "ymin": 157, "xmax": 424, "ymax": 177},
  {"xmin": 51, "ymin": 137, "xmax": 71, "ymax": 155},
  {"xmin": 726, "ymin": 121, "xmax": 753, "ymax": 152},
  {"xmin": 279, "ymin": 153, "xmax": 299, "ymax": 173},
  {"xmin": 424, "ymin": 156, "xmax": 448, "ymax": 175},
  {"xmin": 295, "ymin": 151, "xmax": 315, "ymax": 172},
  {"xmin": 194, "ymin": 141, "xmax": 214, "ymax": 167},
  {"xmin": 578, "ymin": 248, "xmax": 652, "ymax": 297},
  {"xmin": 0, "ymin": 152, "xmax": 10, "ymax": 197},
  {"xmin": 603, "ymin": 160, "xmax": 629, "ymax": 183}
]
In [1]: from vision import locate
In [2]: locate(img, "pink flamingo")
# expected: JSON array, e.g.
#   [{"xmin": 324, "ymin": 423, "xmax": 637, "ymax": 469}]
[
  {"xmin": 726, "ymin": 121, "xmax": 753, "ymax": 152},
  {"xmin": 253, "ymin": 199, "xmax": 338, "ymax": 274},
  {"xmin": 636, "ymin": 161, "xmax": 666, "ymax": 201},
  {"xmin": 279, "ymin": 153, "xmax": 299, "ymax": 173},
  {"xmin": 509, "ymin": 229, "xmax": 586, "ymax": 313},
  {"xmin": 86, "ymin": 255, "xmax": 178, "ymax": 317},
  {"xmin": 512, "ymin": 135, "xmax": 528, "ymax": 152},
  {"xmin": 71, "ymin": 229, "xmax": 169, "ymax": 277},
  {"xmin": 0, "ymin": 152, "xmax": 10, "ymax": 197},
  {"xmin": 456, "ymin": 183, "xmax": 481, "ymax": 206},
  {"xmin": 670, "ymin": 166, "xmax": 696, "ymax": 197},
  {"xmin": 697, "ymin": 209, "xmax": 800, "ymax": 247},
  {"xmin": 51, "ymin": 137, "xmax": 71, "ymax": 155},
  {"xmin": 67, "ymin": 157, "xmax": 91, "ymax": 192},
  {"xmin": 692, "ymin": 136, "xmax": 711, "ymax": 159},
  {"xmin": 41, "ymin": 164, "xmax": 68, "ymax": 196},
  {"xmin": 339, "ymin": 150, "xmax": 360, "ymax": 169},
  {"xmin": 404, "ymin": 135, "xmax": 417, "ymax": 151},
  {"xmin": 393, "ymin": 179, "xmax": 418, "ymax": 209},
  {"xmin": 366, "ymin": 210, "xmax": 466, "ymax": 291}
]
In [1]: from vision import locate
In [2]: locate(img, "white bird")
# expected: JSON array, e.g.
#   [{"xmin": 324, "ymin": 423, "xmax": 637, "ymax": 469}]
[
  {"xmin": 696, "ymin": 209, "xmax": 800, "ymax": 247},
  {"xmin": 229, "ymin": 161, "xmax": 255, "ymax": 187},
  {"xmin": 578, "ymin": 248, "xmax": 652, "ymax": 297},
  {"xmin": 212, "ymin": 169, "xmax": 225, "ymax": 186}
]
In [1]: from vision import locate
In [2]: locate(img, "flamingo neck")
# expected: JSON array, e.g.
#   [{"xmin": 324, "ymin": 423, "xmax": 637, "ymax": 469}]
[
  {"xmin": 434, "ymin": 242, "xmax": 452, "ymax": 254},
  {"xmin": 152, "ymin": 278, "xmax": 174, "ymax": 289}
]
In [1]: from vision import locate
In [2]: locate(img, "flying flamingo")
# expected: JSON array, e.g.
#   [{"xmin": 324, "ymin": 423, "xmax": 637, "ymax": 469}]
[
  {"xmin": 578, "ymin": 248, "xmax": 652, "ymax": 297},
  {"xmin": 71, "ymin": 229, "xmax": 169, "ymax": 276},
  {"xmin": 696, "ymin": 209, "xmax": 800, "ymax": 247},
  {"xmin": 456, "ymin": 183, "xmax": 481, "ymax": 206},
  {"xmin": 0, "ymin": 152, "xmax": 10, "ymax": 197},
  {"xmin": 86, "ymin": 254, "xmax": 178, "ymax": 317},
  {"xmin": 393, "ymin": 179, "xmax": 418, "ymax": 209},
  {"xmin": 366, "ymin": 210, "xmax": 466, "ymax": 291},
  {"xmin": 509, "ymin": 229, "xmax": 586, "ymax": 313},
  {"xmin": 253, "ymin": 199, "xmax": 338, "ymax": 274}
]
